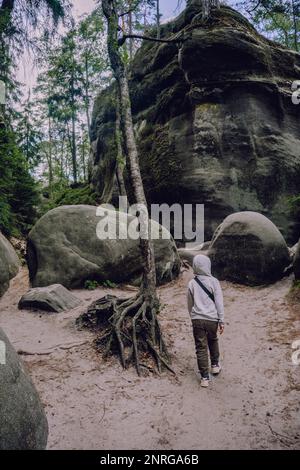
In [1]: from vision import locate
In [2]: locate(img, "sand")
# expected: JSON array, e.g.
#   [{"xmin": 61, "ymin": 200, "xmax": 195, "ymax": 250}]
[{"xmin": 0, "ymin": 267, "xmax": 299, "ymax": 450}]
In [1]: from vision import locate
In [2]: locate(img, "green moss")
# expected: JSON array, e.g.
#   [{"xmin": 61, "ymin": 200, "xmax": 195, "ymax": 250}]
[
  {"xmin": 39, "ymin": 184, "xmax": 100, "ymax": 218},
  {"xmin": 196, "ymin": 102, "xmax": 220, "ymax": 113},
  {"xmin": 84, "ymin": 279, "xmax": 117, "ymax": 290},
  {"xmin": 55, "ymin": 185, "xmax": 99, "ymax": 206},
  {"xmin": 287, "ymin": 195, "xmax": 300, "ymax": 216},
  {"xmin": 139, "ymin": 123, "xmax": 183, "ymax": 201}
]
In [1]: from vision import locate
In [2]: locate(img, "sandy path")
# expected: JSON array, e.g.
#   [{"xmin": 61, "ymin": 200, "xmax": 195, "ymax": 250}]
[{"xmin": 0, "ymin": 267, "xmax": 299, "ymax": 450}]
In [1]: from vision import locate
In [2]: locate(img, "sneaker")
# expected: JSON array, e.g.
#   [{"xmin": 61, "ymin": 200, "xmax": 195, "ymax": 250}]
[
  {"xmin": 201, "ymin": 377, "xmax": 209, "ymax": 388},
  {"xmin": 211, "ymin": 364, "xmax": 221, "ymax": 375}
]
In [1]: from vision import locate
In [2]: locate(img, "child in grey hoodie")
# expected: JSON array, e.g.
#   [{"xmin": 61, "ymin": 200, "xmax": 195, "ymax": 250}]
[{"xmin": 187, "ymin": 254, "xmax": 224, "ymax": 388}]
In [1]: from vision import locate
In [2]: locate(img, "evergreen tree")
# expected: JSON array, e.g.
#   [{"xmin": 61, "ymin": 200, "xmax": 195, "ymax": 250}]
[
  {"xmin": 0, "ymin": 126, "xmax": 39, "ymax": 236},
  {"xmin": 235, "ymin": 0, "xmax": 299, "ymax": 50},
  {"xmin": 0, "ymin": 0, "xmax": 68, "ymax": 236}
]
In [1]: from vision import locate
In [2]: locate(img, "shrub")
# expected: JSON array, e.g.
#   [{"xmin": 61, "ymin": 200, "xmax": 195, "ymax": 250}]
[{"xmin": 84, "ymin": 280, "xmax": 99, "ymax": 290}]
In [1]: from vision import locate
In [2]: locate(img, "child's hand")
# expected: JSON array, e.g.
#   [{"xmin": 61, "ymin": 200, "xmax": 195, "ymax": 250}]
[{"xmin": 219, "ymin": 323, "xmax": 225, "ymax": 335}]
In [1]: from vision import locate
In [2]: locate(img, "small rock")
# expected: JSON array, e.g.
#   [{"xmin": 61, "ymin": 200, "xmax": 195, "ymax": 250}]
[{"xmin": 18, "ymin": 284, "xmax": 81, "ymax": 313}]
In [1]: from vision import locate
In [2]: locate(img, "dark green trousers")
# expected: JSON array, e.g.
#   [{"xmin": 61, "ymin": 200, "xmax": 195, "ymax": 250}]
[{"xmin": 192, "ymin": 319, "xmax": 220, "ymax": 378}]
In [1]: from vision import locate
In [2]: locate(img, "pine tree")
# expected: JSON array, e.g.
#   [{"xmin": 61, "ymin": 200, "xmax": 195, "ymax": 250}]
[
  {"xmin": 0, "ymin": 0, "xmax": 68, "ymax": 236},
  {"xmin": 236, "ymin": 0, "xmax": 299, "ymax": 51}
]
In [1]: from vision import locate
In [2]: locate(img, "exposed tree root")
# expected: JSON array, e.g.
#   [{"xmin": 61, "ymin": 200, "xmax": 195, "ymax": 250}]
[{"xmin": 77, "ymin": 294, "xmax": 175, "ymax": 376}]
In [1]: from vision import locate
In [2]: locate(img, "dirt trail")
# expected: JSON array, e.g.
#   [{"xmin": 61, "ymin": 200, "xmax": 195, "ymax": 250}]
[{"xmin": 0, "ymin": 267, "xmax": 299, "ymax": 450}]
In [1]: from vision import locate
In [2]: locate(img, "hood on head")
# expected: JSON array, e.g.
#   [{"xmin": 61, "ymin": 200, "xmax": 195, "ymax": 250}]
[{"xmin": 193, "ymin": 254, "xmax": 212, "ymax": 277}]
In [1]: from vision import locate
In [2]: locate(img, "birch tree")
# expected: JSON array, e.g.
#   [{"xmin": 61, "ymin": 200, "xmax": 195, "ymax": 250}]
[{"xmin": 97, "ymin": 0, "xmax": 184, "ymax": 374}]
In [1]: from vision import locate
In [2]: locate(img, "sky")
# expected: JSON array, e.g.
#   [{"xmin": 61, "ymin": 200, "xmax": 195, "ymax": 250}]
[
  {"xmin": 72, "ymin": 0, "xmax": 184, "ymax": 21},
  {"xmin": 17, "ymin": 0, "xmax": 186, "ymax": 91}
]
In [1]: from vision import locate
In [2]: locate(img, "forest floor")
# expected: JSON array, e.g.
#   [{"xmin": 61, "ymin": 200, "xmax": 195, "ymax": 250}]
[{"xmin": 0, "ymin": 267, "xmax": 299, "ymax": 450}]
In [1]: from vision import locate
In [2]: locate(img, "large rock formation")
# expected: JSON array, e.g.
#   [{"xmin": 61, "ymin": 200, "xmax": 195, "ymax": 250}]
[
  {"xmin": 90, "ymin": 1, "xmax": 300, "ymax": 244},
  {"xmin": 208, "ymin": 211, "xmax": 291, "ymax": 285},
  {"xmin": 0, "ymin": 232, "xmax": 20, "ymax": 297},
  {"xmin": 27, "ymin": 205, "xmax": 181, "ymax": 288},
  {"xmin": 0, "ymin": 328, "xmax": 48, "ymax": 449}
]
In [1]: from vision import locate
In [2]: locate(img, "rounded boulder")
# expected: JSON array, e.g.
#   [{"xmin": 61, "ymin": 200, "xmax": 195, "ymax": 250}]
[
  {"xmin": 27, "ymin": 205, "xmax": 181, "ymax": 288},
  {"xmin": 208, "ymin": 211, "xmax": 290, "ymax": 285},
  {"xmin": 0, "ymin": 233, "xmax": 20, "ymax": 297},
  {"xmin": 0, "ymin": 328, "xmax": 48, "ymax": 449}
]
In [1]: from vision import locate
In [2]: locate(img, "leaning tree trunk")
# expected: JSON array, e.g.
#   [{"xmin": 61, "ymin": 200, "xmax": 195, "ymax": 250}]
[
  {"xmin": 115, "ymin": 99, "xmax": 127, "ymax": 197},
  {"xmin": 103, "ymin": 0, "xmax": 158, "ymax": 303},
  {"xmin": 117, "ymin": 73, "xmax": 158, "ymax": 299},
  {"xmin": 91, "ymin": 0, "xmax": 174, "ymax": 375}
]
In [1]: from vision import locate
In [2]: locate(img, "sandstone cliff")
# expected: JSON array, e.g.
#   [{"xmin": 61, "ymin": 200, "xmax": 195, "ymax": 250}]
[{"xmin": 90, "ymin": 1, "xmax": 300, "ymax": 243}]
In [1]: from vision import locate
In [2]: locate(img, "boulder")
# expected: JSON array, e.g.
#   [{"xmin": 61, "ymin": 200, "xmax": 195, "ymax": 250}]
[
  {"xmin": 27, "ymin": 205, "xmax": 181, "ymax": 289},
  {"xmin": 90, "ymin": 3, "xmax": 300, "ymax": 245},
  {"xmin": 0, "ymin": 328, "xmax": 48, "ymax": 449},
  {"xmin": 294, "ymin": 241, "xmax": 300, "ymax": 280},
  {"xmin": 19, "ymin": 284, "xmax": 81, "ymax": 313},
  {"xmin": 208, "ymin": 211, "xmax": 291, "ymax": 285},
  {"xmin": 0, "ymin": 232, "xmax": 20, "ymax": 297}
]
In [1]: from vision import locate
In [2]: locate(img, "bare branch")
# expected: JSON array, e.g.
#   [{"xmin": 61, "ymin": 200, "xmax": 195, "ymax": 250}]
[
  {"xmin": 249, "ymin": 1, "xmax": 263, "ymax": 13},
  {"xmin": 119, "ymin": 9, "xmax": 135, "ymax": 17},
  {"xmin": 118, "ymin": 33, "xmax": 186, "ymax": 47},
  {"xmin": 119, "ymin": 0, "xmax": 140, "ymax": 18}
]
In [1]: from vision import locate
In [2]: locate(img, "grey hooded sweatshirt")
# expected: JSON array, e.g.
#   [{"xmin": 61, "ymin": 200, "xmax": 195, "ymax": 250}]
[{"xmin": 187, "ymin": 255, "xmax": 224, "ymax": 323}]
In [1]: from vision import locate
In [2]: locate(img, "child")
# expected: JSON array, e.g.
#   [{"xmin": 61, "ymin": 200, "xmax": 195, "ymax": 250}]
[{"xmin": 187, "ymin": 254, "xmax": 225, "ymax": 388}]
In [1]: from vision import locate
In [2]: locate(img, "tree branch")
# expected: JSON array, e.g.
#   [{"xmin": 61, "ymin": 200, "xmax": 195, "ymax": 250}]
[
  {"xmin": 247, "ymin": 0, "xmax": 262, "ymax": 14},
  {"xmin": 118, "ymin": 33, "xmax": 185, "ymax": 47},
  {"xmin": 119, "ymin": 0, "xmax": 140, "ymax": 18},
  {"xmin": 119, "ymin": 9, "xmax": 135, "ymax": 17}
]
